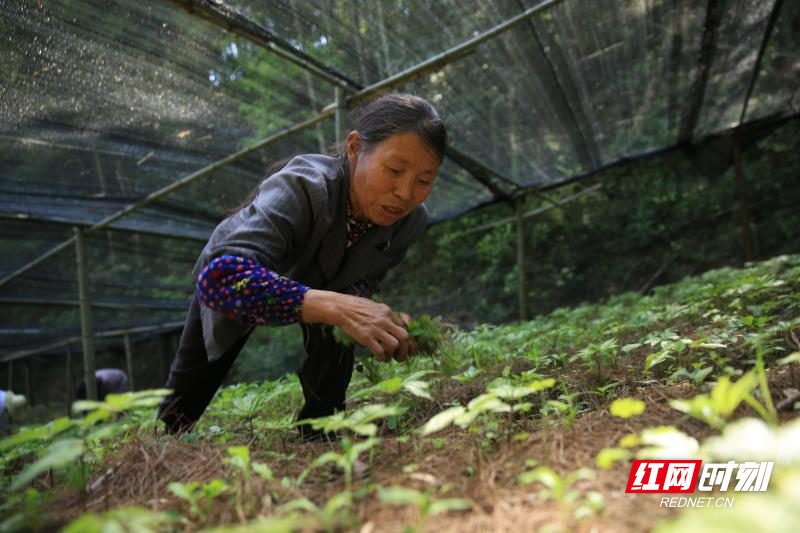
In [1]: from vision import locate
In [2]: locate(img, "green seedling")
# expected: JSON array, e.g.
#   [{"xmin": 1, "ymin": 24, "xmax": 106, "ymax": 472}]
[
  {"xmin": 351, "ymin": 370, "xmax": 435, "ymax": 401},
  {"xmin": 609, "ymin": 397, "xmax": 645, "ymax": 419},
  {"xmin": 223, "ymin": 445, "xmax": 275, "ymax": 518},
  {"xmin": 569, "ymin": 338, "xmax": 618, "ymax": 380},
  {"xmin": 3, "ymin": 389, "xmax": 171, "ymax": 493},
  {"xmin": 421, "ymin": 378, "xmax": 555, "ymax": 435},
  {"xmin": 378, "ymin": 485, "xmax": 470, "ymax": 533},
  {"xmin": 595, "ymin": 447, "xmax": 632, "ymax": 469},
  {"xmin": 301, "ymin": 437, "xmax": 380, "ymax": 495},
  {"xmin": 62, "ymin": 506, "xmax": 179, "ymax": 533},
  {"xmin": 300, "ymin": 403, "xmax": 404, "ymax": 437},
  {"xmin": 517, "ymin": 466, "xmax": 603, "ymax": 522},
  {"xmin": 335, "ymin": 314, "xmax": 449, "ymax": 358},
  {"xmin": 540, "ymin": 392, "xmax": 582, "ymax": 427},
  {"xmin": 669, "ymin": 370, "xmax": 777, "ymax": 430},
  {"xmin": 0, "ymin": 488, "xmax": 51, "ymax": 532},
  {"xmin": 280, "ymin": 493, "xmax": 352, "ymax": 533},
  {"xmin": 168, "ymin": 479, "xmax": 228, "ymax": 521}
]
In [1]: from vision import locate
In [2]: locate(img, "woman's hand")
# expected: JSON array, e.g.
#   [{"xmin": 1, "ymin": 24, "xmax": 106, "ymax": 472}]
[{"xmin": 301, "ymin": 289, "xmax": 410, "ymax": 362}]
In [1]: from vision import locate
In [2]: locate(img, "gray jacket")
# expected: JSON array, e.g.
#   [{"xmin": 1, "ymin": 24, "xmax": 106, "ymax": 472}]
[{"xmin": 194, "ymin": 153, "xmax": 427, "ymax": 359}]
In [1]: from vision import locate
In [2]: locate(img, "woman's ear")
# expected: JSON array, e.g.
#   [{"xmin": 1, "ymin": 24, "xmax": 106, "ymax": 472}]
[{"xmin": 346, "ymin": 131, "xmax": 361, "ymax": 166}]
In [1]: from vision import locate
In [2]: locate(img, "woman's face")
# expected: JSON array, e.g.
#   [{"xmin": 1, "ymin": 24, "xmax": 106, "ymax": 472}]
[{"xmin": 347, "ymin": 131, "xmax": 441, "ymax": 226}]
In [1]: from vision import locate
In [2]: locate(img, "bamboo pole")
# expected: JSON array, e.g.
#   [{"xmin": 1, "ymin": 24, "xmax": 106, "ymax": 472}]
[
  {"xmin": 123, "ymin": 334, "xmax": 135, "ymax": 391},
  {"xmin": 24, "ymin": 360, "xmax": 31, "ymax": 404},
  {"xmin": 738, "ymin": 0, "xmax": 784, "ymax": 126},
  {"xmin": 733, "ymin": 134, "xmax": 756, "ymax": 261},
  {"xmin": 166, "ymin": 0, "xmax": 359, "ymax": 92},
  {"xmin": 335, "ymin": 0, "xmax": 568, "ymax": 107},
  {"xmin": 0, "ymin": 297, "xmax": 188, "ymax": 311},
  {"xmin": 335, "ymin": 86, "xmax": 346, "ymax": 147},
  {"xmin": 515, "ymin": 197, "xmax": 527, "ymax": 321},
  {"xmin": 455, "ymin": 184, "xmax": 604, "ymax": 237},
  {"xmin": 75, "ymin": 228, "xmax": 98, "ymax": 401},
  {"xmin": 159, "ymin": 334, "xmax": 171, "ymax": 384},
  {"xmin": 66, "ymin": 344, "xmax": 74, "ymax": 413},
  {"xmin": 0, "ymin": 212, "xmax": 207, "ymax": 243},
  {"xmin": 0, "ymin": 321, "xmax": 185, "ymax": 363}
]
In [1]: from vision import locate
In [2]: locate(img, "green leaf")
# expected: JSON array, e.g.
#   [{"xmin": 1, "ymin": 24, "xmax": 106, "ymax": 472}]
[
  {"xmin": 375, "ymin": 376, "xmax": 403, "ymax": 394},
  {"xmin": 378, "ymin": 486, "xmax": 424, "ymax": 506},
  {"xmin": 167, "ymin": 481, "xmax": 199, "ymax": 502},
  {"xmin": 777, "ymin": 352, "xmax": 800, "ymax": 365},
  {"xmin": 527, "ymin": 377, "xmax": 556, "ymax": 393},
  {"xmin": 637, "ymin": 426, "xmax": 699, "ymax": 459},
  {"xmin": 12, "ymin": 438, "xmax": 85, "ymax": 490},
  {"xmin": 697, "ymin": 342, "xmax": 727, "ymax": 350},
  {"xmin": 63, "ymin": 507, "xmax": 176, "ymax": 533},
  {"xmin": 644, "ymin": 350, "xmax": 672, "ymax": 373},
  {"xmin": 402, "ymin": 380, "xmax": 432, "ymax": 400},
  {"xmin": 252, "ymin": 462, "xmax": 274, "ymax": 481},
  {"xmin": 201, "ymin": 478, "xmax": 228, "ymax": 499},
  {"xmin": 349, "ymin": 422, "xmax": 378, "ymax": 436},
  {"xmin": 429, "ymin": 498, "xmax": 471, "ymax": 515},
  {"xmin": 311, "ymin": 451, "xmax": 343, "ymax": 469},
  {"xmin": 279, "ymin": 497, "xmax": 319, "ymax": 514},
  {"xmin": 348, "ymin": 437, "xmax": 381, "ymax": 461},
  {"xmin": 595, "ymin": 447, "xmax": 631, "ymax": 469},
  {"xmin": 670, "ymin": 373, "xmax": 758, "ymax": 429},
  {"xmin": 518, "ymin": 466, "xmax": 561, "ymax": 489},
  {"xmin": 0, "ymin": 416, "xmax": 74, "ymax": 451},
  {"xmin": 322, "ymin": 491, "xmax": 352, "ymax": 516},
  {"xmin": 72, "ymin": 400, "xmax": 106, "ymax": 414},
  {"xmin": 466, "ymin": 393, "xmax": 510, "ymax": 414},
  {"xmin": 609, "ymin": 398, "xmax": 646, "ymax": 419},
  {"xmin": 420, "ymin": 406, "xmax": 466, "ymax": 435},
  {"xmin": 225, "ymin": 445, "xmax": 251, "ymax": 471}
]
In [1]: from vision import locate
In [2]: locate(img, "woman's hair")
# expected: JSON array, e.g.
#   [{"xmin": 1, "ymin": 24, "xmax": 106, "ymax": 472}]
[
  {"xmin": 348, "ymin": 92, "xmax": 447, "ymax": 162},
  {"xmin": 225, "ymin": 93, "xmax": 445, "ymax": 217}
]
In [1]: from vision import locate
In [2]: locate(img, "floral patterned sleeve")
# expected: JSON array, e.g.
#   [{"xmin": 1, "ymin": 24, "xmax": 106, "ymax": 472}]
[{"xmin": 196, "ymin": 255, "xmax": 309, "ymax": 325}]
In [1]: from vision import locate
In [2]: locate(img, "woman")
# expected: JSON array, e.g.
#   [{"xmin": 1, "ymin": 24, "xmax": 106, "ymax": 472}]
[{"xmin": 158, "ymin": 93, "xmax": 446, "ymax": 437}]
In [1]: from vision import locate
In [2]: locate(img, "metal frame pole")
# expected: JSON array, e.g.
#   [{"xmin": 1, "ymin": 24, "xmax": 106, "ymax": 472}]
[
  {"xmin": 456, "ymin": 184, "xmax": 604, "ymax": 237},
  {"xmin": 74, "ymin": 227, "xmax": 98, "ymax": 401},
  {"xmin": 0, "ymin": 212, "xmax": 207, "ymax": 243},
  {"xmin": 123, "ymin": 334, "xmax": 135, "ymax": 391},
  {"xmin": 66, "ymin": 344, "xmax": 74, "ymax": 412},
  {"xmin": 167, "ymin": 0, "xmax": 359, "ymax": 91},
  {"xmin": 738, "ymin": 0, "xmax": 784, "ymax": 126},
  {"xmin": 24, "ymin": 360, "xmax": 31, "ymax": 403},
  {"xmin": 515, "ymin": 197, "xmax": 527, "ymax": 321},
  {"xmin": 159, "ymin": 334, "xmax": 171, "ymax": 384},
  {"xmin": 335, "ymin": 0, "xmax": 568, "ymax": 106},
  {"xmin": 1, "ymin": 321, "xmax": 185, "ymax": 363},
  {"xmin": 733, "ymin": 134, "xmax": 756, "ymax": 261},
  {"xmin": 335, "ymin": 86, "xmax": 346, "ymax": 147}
]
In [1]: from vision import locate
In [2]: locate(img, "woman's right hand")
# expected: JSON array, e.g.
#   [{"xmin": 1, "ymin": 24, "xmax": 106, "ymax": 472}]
[{"xmin": 301, "ymin": 289, "xmax": 409, "ymax": 362}]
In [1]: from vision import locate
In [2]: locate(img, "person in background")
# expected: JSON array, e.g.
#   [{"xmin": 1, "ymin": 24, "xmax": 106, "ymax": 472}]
[
  {"xmin": 0, "ymin": 389, "xmax": 27, "ymax": 433},
  {"xmin": 75, "ymin": 368, "xmax": 129, "ymax": 401},
  {"xmin": 157, "ymin": 93, "xmax": 447, "ymax": 438}
]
